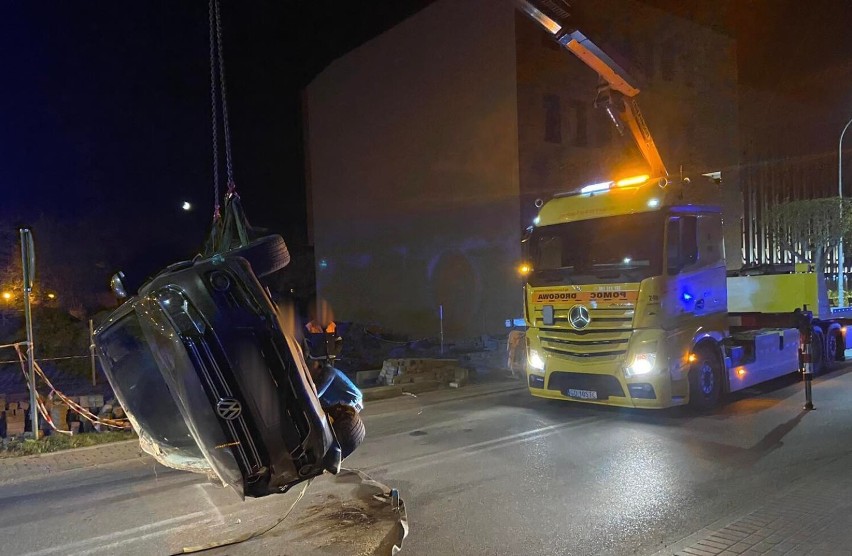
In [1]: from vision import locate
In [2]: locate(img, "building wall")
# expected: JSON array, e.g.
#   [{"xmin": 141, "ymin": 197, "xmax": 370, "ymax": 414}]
[
  {"xmin": 514, "ymin": 0, "xmax": 740, "ymax": 267},
  {"xmin": 304, "ymin": 0, "xmax": 521, "ymax": 338}
]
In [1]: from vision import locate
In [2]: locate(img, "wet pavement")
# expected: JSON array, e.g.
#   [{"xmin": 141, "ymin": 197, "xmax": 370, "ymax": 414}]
[{"xmin": 2, "ymin": 365, "xmax": 852, "ymax": 555}]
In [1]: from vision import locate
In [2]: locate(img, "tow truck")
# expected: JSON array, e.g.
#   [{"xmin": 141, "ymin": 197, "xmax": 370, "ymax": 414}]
[{"xmin": 515, "ymin": 0, "xmax": 851, "ymax": 409}]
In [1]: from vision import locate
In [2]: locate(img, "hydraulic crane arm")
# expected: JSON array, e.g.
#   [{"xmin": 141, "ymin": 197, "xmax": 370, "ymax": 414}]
[{"xmin": 515, "ymin": 0, "xmax": 668, "ymax": 177}]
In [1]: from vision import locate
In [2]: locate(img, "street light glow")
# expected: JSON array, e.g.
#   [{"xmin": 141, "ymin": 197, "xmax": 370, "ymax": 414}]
[
  {"xmin": 47, "ymin": 293, "xmax": 56, "ymax": 299},
  {"xmin": 2, "ymin": 292, "xmax": 11, "ymax": 300},
  {"xmin": 182, "ymin": 201, "xmax": 192, "ymax": 211}
]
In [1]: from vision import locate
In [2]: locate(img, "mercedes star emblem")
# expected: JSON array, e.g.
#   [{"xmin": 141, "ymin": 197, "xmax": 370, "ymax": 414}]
[
  {"xmin": 568, "ymin": 305, "xmax": 591, "ymax": 330},
  {"xmin": 216, "ymin": 397, "xmax": 242, "ymax": 420}
]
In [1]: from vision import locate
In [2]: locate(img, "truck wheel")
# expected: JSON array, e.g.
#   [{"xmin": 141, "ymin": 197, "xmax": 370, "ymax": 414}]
[
  {"xmin": 326, "ymin": 404, "xmax": 365, "ymax": 459},
  {"xmin": 811, "ymin": 328, "xmax": 826, "ymax": 375},
  {"xmin": 226, "ymin": 235, "xmax": 290, "ymax": 277},
  {"xmin": 689, "ymin": 345, "xmax": 722, "ymax": 411},
  {"xmin": 833, "ymin": 330, "xmax": 846, "ymax": 362}
]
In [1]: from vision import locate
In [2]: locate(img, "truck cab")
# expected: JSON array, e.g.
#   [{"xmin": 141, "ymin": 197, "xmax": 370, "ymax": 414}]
[{"xmin": 524, "ymin": 176, "xmax": 740, "ymax": 409}]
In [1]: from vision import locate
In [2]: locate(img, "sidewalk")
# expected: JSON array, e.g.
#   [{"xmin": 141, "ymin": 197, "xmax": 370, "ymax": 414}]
[
  {"xmin": 0, "ymin": 439, "xmax": 144, "ymax": 484},
  {"xmin": 654, "ymin": 460, "xmax": 852, "ymax": 556},
  {"xmin": 654, "ymin": 366, "xmax": 852, "ymax": 556}
]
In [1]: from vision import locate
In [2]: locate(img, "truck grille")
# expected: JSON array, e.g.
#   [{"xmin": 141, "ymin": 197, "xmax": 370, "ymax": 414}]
[
  {"xmin": 534, "ymin": 307, "xmax": 633, "ymax": 361},
  {"xmin": 547, "ymin": 372, "xmax": 625, "ymax": 399}
]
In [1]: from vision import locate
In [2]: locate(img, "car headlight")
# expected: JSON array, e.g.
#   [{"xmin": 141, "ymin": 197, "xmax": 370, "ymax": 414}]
[
  {"xmin": 528, "ymin": 349, "xmax": 545, "ymax": 371},
  {"xmin": 625, "ymin": 352, "xmax": 657, "ymax": 378}
]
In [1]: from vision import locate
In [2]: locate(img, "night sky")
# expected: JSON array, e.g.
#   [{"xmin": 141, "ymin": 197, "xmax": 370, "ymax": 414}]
[{"xmin": 1, "ymin": 0, "xmax": 850, "ymax": 304}]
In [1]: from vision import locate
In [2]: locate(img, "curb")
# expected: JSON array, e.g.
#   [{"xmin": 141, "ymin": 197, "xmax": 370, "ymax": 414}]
[
  {"xmin": 362, "ymin": 380, "xmax": 445, "ymax": 401},
  {"xmin": 0, "ymin": 439, "xmax": 145, "ymax": 484},
  {"xmin": 13, "ymin": 438, "xmax": 140, "ymax": 459}
]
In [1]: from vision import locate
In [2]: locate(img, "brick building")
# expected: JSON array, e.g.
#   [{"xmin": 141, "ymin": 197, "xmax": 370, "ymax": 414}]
[{"xmin": 303, "ymin": 0, "xmax": 738, "ymax": 338}]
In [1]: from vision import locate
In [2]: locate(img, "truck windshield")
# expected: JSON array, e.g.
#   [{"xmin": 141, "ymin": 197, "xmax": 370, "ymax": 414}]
[{"xmin": 528, "ymin": 212, "xmax": 664, "ymax": 286}]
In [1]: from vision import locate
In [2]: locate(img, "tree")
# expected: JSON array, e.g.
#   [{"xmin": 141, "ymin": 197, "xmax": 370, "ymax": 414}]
[{"xmin": 765, "ymin": 198, "xmax": 852, "ymax": 316}]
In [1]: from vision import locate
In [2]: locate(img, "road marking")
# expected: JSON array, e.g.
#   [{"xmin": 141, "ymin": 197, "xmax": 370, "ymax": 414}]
[
  {"xmin": 195, "ymin": 483, "xmax": 226, "ymax": 525},
  {"xmin": 20, "ymin": 512, "xmax": 208, "ymax": 556},
  {"xmin": 72, "ymin": 517, "xmax": 217, "ymax": 556},
  {"xmin": 368, "ymin": 416, "xmax": 597, "ymax": 475}
]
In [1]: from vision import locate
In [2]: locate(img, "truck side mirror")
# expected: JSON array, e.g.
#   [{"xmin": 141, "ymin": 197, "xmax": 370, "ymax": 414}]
[{"xmin": 521, "ymin": 225, "xmax": 533, "ymax": 260}]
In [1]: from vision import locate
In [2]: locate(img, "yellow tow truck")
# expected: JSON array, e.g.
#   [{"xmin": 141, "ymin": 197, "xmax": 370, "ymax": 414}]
[{"xmin": 515, "ymin": 1, "xmax": 849, "ymax": 409}]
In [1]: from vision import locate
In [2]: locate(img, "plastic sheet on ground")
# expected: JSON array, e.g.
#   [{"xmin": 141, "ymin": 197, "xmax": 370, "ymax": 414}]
[{"xmin": 179, "ymin": 468, "xmax": 408, "ymax": 556}]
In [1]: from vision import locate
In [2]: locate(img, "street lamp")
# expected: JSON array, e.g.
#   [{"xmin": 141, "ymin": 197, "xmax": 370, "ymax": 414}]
[{"xmin": 838, "ymin": 115, "xmax": 852, "ymax": 308}]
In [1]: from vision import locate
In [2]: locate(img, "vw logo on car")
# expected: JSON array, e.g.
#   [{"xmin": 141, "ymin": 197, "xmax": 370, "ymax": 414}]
[
  {"xmin": 216, "ymin": 397, "xmax": 242, "ymax": 420},
  {"xmin": 568, "ymin": 305, "xmax": 591, "ymax": 330}
]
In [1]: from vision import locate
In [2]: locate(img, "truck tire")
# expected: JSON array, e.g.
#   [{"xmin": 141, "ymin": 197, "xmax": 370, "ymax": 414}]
[
  {"xmin": 226, "ymin": 235, "xmax": 290, "ymax": 278},
  {"xmin": 833, "ymin": 329, "xmax": 846, "ymax": 362},
  {"xmin": 811, "ymin": 328, "xmax": 826, "ymax": 375},
  {"xmin": 326, "ymin": 404, "xmax": 365, "ymax": 459},
  {"xmin": 689, "ymin": 344, "xmax": 722, "ymax": 411}
]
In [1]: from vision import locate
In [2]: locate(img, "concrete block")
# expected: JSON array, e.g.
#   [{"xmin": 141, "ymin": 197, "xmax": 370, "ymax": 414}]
[{"xmin": 355, "ymin": 369, "xmax": 381, "ymax": 387}]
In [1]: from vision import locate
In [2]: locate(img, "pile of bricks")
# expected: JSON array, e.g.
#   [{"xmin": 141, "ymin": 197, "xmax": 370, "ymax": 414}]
[
  {"xmin": 0, "ymin": 394, "xmax": 107, "ymax": 437},
  {"xmin": 1, "ymin": 398, "xmax": 29, "ymax": 437},
  {"xmin": 378, "ymin": 358, "xmax": 469, "ymax": 386}
]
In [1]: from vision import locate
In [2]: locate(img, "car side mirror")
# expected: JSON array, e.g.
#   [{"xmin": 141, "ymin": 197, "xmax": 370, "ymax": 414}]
[{"xmin": 110, "ymin": 272, "xmax": 128, "ymax": 299}]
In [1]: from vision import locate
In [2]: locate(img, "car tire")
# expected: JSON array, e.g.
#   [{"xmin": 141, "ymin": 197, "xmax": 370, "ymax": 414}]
[
  {"xmin": 226, "ymin": 235, "xmax": 290, "ymax": 277},
  {"xmin": 689, "ymin": 344, "xmax": 722, "ymax": 411},
  {"xmin": 326, "ymin": 404, "xmax": 365, "ymax": 459}
]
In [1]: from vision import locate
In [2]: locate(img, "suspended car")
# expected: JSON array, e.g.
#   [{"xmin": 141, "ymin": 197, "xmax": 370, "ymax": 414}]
[{"xmin": 94, "ymin": 233, "xmax": 363, "ymax": 498}]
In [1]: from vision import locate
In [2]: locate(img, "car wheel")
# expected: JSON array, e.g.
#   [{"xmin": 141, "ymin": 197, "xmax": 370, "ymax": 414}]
[
  {"xmin": 811, "ymin": 328, "xmax": 825, "ymax": 375},
  {"xmin": 226, "ymin": 235, "xmax": 290, "ymax": 277},
  {"xmin": 326, "ymin": 404, "xmax": 365, "ymax": 459},
  {"xmin": 689, "ymin": 344, "xmax": 722, "ymax": 411}
]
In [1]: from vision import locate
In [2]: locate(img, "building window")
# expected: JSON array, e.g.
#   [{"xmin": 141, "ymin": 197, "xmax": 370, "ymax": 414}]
[
  {"xmin": 661, "ymin": 39, "xmax": 676, "ymax": 81},
  {"xmin": 543, "ymin": 94, "xmax": 562, "ymax": 144},
  {"xmin": 572, "ymin": 100, "xmax": 588, "ymax": 147}
]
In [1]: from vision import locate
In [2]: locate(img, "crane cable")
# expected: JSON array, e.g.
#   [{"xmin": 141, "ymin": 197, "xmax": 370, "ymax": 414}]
[{"xmin": 208, "ymin": 0, "xmax": 236, "ymax": 223}]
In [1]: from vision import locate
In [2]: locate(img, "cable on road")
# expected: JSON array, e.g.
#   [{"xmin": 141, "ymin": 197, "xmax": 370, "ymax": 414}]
[{"xmin": 170, "ymin": 478, "xmax": 313, "ymax": 555}]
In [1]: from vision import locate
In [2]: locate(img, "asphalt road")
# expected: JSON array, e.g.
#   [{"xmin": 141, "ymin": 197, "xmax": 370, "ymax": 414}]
[{"xmin": 4, "ymin": 366, "xmax": 852, "ymax": 556}]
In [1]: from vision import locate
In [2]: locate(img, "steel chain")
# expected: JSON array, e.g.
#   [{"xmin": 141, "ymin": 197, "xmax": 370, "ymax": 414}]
[
  {"xmin": 213, "ymin": 0, "xmax": 236, "ymax": 192},
  {"xmin": 208, "ymin": 0, "xmax": 221, "ymax": 218}
]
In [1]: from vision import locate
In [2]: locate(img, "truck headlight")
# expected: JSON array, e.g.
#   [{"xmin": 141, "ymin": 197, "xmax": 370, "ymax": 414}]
[
  {"xmin": 528, "ymin": 349, "xmax": 545, "ymax": 371},
  {"xmin": 625, "ymin": 352, "xmax": 656, "ymax": 378}
]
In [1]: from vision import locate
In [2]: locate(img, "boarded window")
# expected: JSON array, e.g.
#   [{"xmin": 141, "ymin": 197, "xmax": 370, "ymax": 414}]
[{"xmin": 543, "ymin": 94, "xmax": 562, "ymax": 144}]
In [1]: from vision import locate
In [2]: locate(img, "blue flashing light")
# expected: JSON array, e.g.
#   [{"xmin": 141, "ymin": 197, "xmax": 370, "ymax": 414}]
[
  {"xmin": 533, "ymin": 216, "xmax": 540, "ymax": 226},
  {"xmin": 681, "ymin": 292, "xmax": 693, "ymax": 302},
  {"xmin": 319, "ymin": 259, "xmax": 329, "ymax": 270}
]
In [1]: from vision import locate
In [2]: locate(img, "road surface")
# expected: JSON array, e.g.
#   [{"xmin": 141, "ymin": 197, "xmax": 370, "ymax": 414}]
[{"xmin": 3, "ymin": 366, "xmax": 852, "ymax": 555}]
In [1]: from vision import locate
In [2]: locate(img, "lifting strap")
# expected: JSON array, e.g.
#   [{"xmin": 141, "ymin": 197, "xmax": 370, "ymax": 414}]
[{"xmin": 203, "ymin": 0, "xmax": 254, "ymax": 257}]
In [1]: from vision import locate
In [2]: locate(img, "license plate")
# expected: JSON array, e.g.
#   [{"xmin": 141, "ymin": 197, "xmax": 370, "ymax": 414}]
[{"xmin": 566, "ymin": 389, "xmax": 598, "ymax": 400}]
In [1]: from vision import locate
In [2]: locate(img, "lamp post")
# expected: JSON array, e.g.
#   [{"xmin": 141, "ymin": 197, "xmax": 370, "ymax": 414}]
[{"xmin": 838, "ymin": 116, "xmax": 852, "ymax": 308}]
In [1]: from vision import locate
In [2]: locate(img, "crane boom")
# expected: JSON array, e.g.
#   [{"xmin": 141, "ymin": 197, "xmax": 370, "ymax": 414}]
[{"xmin": 515, "ymin": 0, "xmax": 668, "ymax": 177}]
